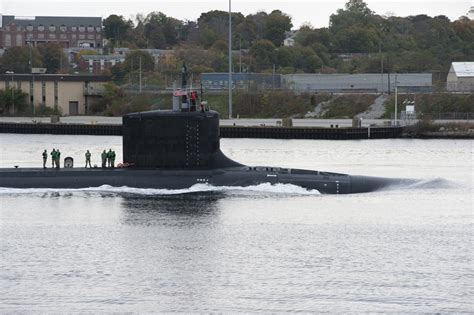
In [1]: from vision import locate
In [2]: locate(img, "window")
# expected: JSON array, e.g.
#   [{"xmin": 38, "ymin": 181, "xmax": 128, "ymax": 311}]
[
  {"xmin": 95, "ymin": 26, "xmax": 101, "ymax": 32},
  {"xmin": 54, "ymin": 82, "xmax": 58, "ymax": 108},
  {"xmin": 27, "ymin": 25, "xmax": 33, "ymax": 31},
  {"xmin": 16, "ymin": 34, "xmax": 22, "ymax": 46},
  {"xmin": 79, "ymin": 25, "xmax": 85, "ymax": 32},
  {"xmin": 42, "ymin": 81, "xmax": 46, "ymax": 104},
  {"xmin": 60, "ymin": 34, "xmax": 67, "ymax": 40},
  {"xmin": 49, "ymin": 33, "xmax": 56, "ymax": 39},
  {"xmin": 87, "ymin": 25, "xmax": 94, "ymax": 32},
  {"xmin": 49, "ymin": 25, "xmax": 56, "ymax": 31},
  {"xmin": 87, "ymin": 34, "xmax": 94, "ymax": 40},
  {"xmin": 60, "ymin": 25, "xmax": 66, "ymax": 32},
  {"xmin": 37, "ymin": 33, "xmax": 45, "ymax": 39},
  {"xmin": 38, "ymin": 25, "xmax": 44, "ymax": 31},
  {"xmin": 5, "ymin": 34, "xmax": 11, "ymax": 47},
  {"xmin": 72, "ymin": 26, "xmax": 77, "ymax": 31}
]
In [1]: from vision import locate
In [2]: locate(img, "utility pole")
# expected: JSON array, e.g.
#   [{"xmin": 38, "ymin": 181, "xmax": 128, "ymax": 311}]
[
  {"xmin": 228, "ymin": 0, "xmax": 233, "ymax": 119},
  {"xmin": 394, "ymin": 74, "xmax": 398, "ymax": 126},
  {"xmin": 6, "ymin": 71, "xmax": 14, "ymax": 115},
  {"xmin": 139, "ymin": 56, "xmax": 142, "ymax": 93}
]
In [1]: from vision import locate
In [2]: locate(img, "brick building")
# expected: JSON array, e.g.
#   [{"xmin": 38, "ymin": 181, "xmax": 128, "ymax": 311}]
[{"xmin": 0, "ymin": 15, "xmax": 103, "ymax": 49}]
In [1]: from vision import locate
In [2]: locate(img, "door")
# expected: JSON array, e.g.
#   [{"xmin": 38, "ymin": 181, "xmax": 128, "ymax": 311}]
[{"xmin": 69, "ymin": 101, "xmax": 79, "ymax": 115}]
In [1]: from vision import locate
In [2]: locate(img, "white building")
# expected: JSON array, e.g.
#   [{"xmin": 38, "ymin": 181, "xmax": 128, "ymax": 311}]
[{"xmin": 446, "ymin": 62, "xmax": 474, "ymax": 92}]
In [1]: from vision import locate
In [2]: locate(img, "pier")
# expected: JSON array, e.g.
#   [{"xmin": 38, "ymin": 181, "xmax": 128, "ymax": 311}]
[{"xmin": 0, "ymin": 122, "xmax": 402, "ymax": 140}]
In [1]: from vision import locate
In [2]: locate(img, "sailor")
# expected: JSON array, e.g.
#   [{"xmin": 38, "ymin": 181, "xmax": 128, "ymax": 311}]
[
  {"xmin": 110, "ymin": 150, "xmax": 116, "ymax": 168},
  {"xmin": 50, "ymin": 149, "xmax": 56, "ymax": 168},
  {"xmin": 42, "ymin": 150, "xmax": 48, "ymax": 168},
  {"xmin": 107, "ymin": 149, "xmax": 113, "ymax": 167},
  {"xmin": 101, "ymin": 150, "xmax": 107, "ymax": 168},
  {"xmin": 85, "ymin": 150, "xmax": 92, "ymax": 168},
  {"xmin": 56, "ymin": 149, "xmax": 61, "ymax": 168}
]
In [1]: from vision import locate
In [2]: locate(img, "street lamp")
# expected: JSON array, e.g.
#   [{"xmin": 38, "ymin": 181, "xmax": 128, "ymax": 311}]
[
  {"xmin": 5, "ymin": 71, "xmax": 14, "ymax": 115},
  {"xmin": 228, "ymin": 0, "xmax": 232, "ymax": 119},
  {"xmin": 394, "ymin": 74, "xmax": 399, "ymax": 126}
]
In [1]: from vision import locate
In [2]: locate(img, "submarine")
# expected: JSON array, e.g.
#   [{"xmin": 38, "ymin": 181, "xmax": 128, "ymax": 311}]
[{"xmin": 0, "ymin": 67, "xmax": 412, "ymax": 194}]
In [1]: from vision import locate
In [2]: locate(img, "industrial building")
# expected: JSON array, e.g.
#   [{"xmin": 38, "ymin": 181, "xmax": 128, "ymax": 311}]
[
  {"xmin": 201, "ymin": 72, "xmax": 432, "ymax": 93},
  {"xmin": 0, "ymin": 74, "xmax": 110, "ymax": 115},
  {"xmin": 446, "ymin": 62, "xmax": 474, "ymax": 92},
  {"xmin": 0, "ymin": 15, "xmax": 103, "ymax": 49},
  {"xmin": 282, "ymin": 73, "xmax": 432, "ymax": 93}
]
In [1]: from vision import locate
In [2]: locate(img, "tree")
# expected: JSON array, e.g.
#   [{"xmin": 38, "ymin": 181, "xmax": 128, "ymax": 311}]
[
  {"xmin": 0, "ymin": 46, "xmax": 42, "ymax": 73},
  {"xmin": 37, "ymin": 43, "xmax": 67, "ymax": 73},
  {"xmin": 103, "ymin": 15, "xmax": 133, "ymax": 46},
  {"xmin": 249, "ymin": 40, "xmax": 276, "ymax": 70},
  {"xmin": 0, "ymin": 88, "xmax": 28, "ymax": 115},
  {"xmin": 143, "ymin": 12, "xmax": 183, "ymax": 48},
  {"xmin": 264, "ymin": 10, "xmax": 292, "ymax": 47},
  {"xmin": 123, "ymin": 50, "xmax": 155, "ymax": 73}
]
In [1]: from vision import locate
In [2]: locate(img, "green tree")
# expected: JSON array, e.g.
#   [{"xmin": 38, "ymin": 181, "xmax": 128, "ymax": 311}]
[
  {"xmin": 264, "ymin": 10, "xmax": 292, "ymax": 47},
  {"xmin": 123, "ymin": 50, "xmax": 155, "ymax": 73},
  {"xmin": 249, "ymin": 40, "xmax": 276, "ymax": 70},
  {"xmin": 0, "ymin": 87, "xmax": 29, "ymax": 115},
  {"xmin": 103, "ymin": 15, "xmax": 133, "ymax": 46},
  {"xmin": 0, "ymin": 46, "xmax": 42, "ymax": 73},
  {"xmin": 37, "ymin": 42, "xmax": 67, "ymax": 73}
]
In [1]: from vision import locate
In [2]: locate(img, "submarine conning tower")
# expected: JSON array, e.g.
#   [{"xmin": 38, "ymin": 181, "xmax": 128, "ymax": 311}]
[
  {"xmin": 123, "ymin": 110, "xmax": 241, "ymax": 169},
  {"xmin": 123, "ymin": 62, "xmax": 241, "ymax": 170}
]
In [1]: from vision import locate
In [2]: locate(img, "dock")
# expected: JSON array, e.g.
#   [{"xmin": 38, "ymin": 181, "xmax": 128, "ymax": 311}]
[{"xmin": 0, "ymin": 122, "xmax": 402, "ymax": 140}]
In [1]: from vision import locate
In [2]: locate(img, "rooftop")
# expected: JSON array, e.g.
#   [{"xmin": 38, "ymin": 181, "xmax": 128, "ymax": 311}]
[
  {"xmin": 1, "ymin": 15, "xmax": 102, "ymax": 28},
  {"xmin": 451, "ymin": 62, "xmax": 474, "ymax": 77}
]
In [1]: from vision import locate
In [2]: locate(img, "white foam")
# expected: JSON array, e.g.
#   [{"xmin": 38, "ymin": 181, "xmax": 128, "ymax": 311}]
[{"xmin": 0, "ymin": 183, "xmax": 321, "ymax": 196}]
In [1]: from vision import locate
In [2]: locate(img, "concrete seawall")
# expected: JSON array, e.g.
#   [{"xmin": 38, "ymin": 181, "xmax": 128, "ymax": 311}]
[{"xmin": 0, "ymin": 122, "xmax": 402, "ymax": 140}]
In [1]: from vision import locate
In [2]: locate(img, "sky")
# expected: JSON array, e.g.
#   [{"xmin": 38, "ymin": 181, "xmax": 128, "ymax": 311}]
[{"xmin": 0, "ymin": 0, "xmax": 471, "ymax": 28}]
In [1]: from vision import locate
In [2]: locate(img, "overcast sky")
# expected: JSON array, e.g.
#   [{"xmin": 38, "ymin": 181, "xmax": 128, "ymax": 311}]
[{"xmin": 0, "ymin": 0, "xmax": 471, "ymax": 28}]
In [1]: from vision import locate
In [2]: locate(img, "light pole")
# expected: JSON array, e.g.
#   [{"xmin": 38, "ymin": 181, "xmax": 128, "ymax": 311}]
[
  {"xmin": 228, "ymin": 0, "xmax": 232, "ymax": 119},
  {"xmin": 394, "ymin": 74, "xmax": 399, "ymax": 126},
  {"xmin": 6, "ymin": 71, "xmax": 14, "ymax": 115}
]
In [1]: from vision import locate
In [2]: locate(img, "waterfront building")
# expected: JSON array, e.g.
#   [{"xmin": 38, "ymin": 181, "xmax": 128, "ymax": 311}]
[
  {"xmin": 0, "ymin": 15, "xmax": 103, "ymax": 49},
  {"xmin": 446, "ymin": 62, "xmax": 474, "ymax": 92},
  {"xmin": 201, "ymin": 73, "xmax": 282, "ymax": 90},
  {"xmin": 0, "ymin": 74, "xmax": 110, "ymax": 115},
  {"xmin": 282, "ymin": 73, "xmax": 433, "ymax": 93}
]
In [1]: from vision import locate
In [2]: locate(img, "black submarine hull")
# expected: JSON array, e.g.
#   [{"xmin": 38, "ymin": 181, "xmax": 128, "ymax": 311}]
[{"xmin": 0, "ymin": 166, "xmax": 412, "ymax": 194}]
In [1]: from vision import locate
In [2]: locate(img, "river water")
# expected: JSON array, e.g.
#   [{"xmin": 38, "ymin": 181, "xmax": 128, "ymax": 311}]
[{"xmin": 0, "ymin": 134, "xmax": 472, "ymax": 312}]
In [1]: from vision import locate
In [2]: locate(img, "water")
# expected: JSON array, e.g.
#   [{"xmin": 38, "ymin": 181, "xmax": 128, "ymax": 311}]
[{"xmin": 0, "ymin": 134, "xmax": 473, "ymax": 312}]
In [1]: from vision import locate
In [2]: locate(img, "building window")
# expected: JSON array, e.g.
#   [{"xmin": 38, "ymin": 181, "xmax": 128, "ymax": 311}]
[
  {"xmin": 54, "ymin": 82, "xmax": 58, "ymax": 108},
  {"xmin": 60, "ymin": 25, "xmax": 66, "ymax": 32},
  {"xmin": 72, "ymin": 26, "xmax": 77, "ymax": 32},
  {"xmin": 87, "ymin": 34, "xmax": 94, "ymax": 40},
  {"xmin": 42, "ymin": 81, "xmax": 46, "ymax": 104},
  {"xmin": 16, "ymin": 34, "xmax": 22, "ymax": 46},
  {"xmin": 49, "ymin": 25, "xmax": 56, "ymax": 32},
  {"xmin": 38, "ymin": 25, "xmax": 44, "ymax": 31},
  {"xmin": 5, "ymin": 34, "xmax": 11, "ymax": 47},
  {"xmin": 72, "ymin": 34, "xmax": 77, "ymax": 39},
  {"xmin": 79, "ymin": 34, "xmax": 85, "ymax": 40},
  {"xmin": 38, "ymin": 33, "xmax": 45, "ymax": 39},
  {"xmin": 87, "ymin": 26, "xmax": 94, "ymax": 32},
  {"xmin": 96, "ymin": 26, "xmax": 101, "ymax": 32},
  {"xmin": 27, "ymin": 25, "xmax": 33, "ymax": 31},
  {"xmin": 49, "ymin": 33, "xmax": 56, "ymax": 39},
  {"xmin": 60, "ymin": 34, "xmax": 67, "ymax": 40},
  {"xmin": 79, "ymin": 25, "xmax": 85, "ymax": 32}
]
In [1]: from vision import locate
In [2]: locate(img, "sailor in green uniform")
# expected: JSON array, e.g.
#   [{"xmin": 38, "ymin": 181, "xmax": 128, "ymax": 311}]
[
  {"xmin": 51, "ymin": 149, "xmax": 56, "ymax": 168},
  {"xmin": 85, "ymin": 150, "xmax": 92, "ymax": 168},
  {"xmin": 101, "ymin": 150, "xmax": 107, "ymax": 168},
  {"xmin": 42, "ymin": 150, "xmax": 48, "ymax": 168},
  {"xmin": 107, "ymin": 149, "xmax": 112, "ymax": 168},
  {"xmin": 56, "ymin": 149, "xmax": 61, "ymax": 168},
  {"xmin": 110, "ymin": 150, "xmax": 116, "ymax": 168}
]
